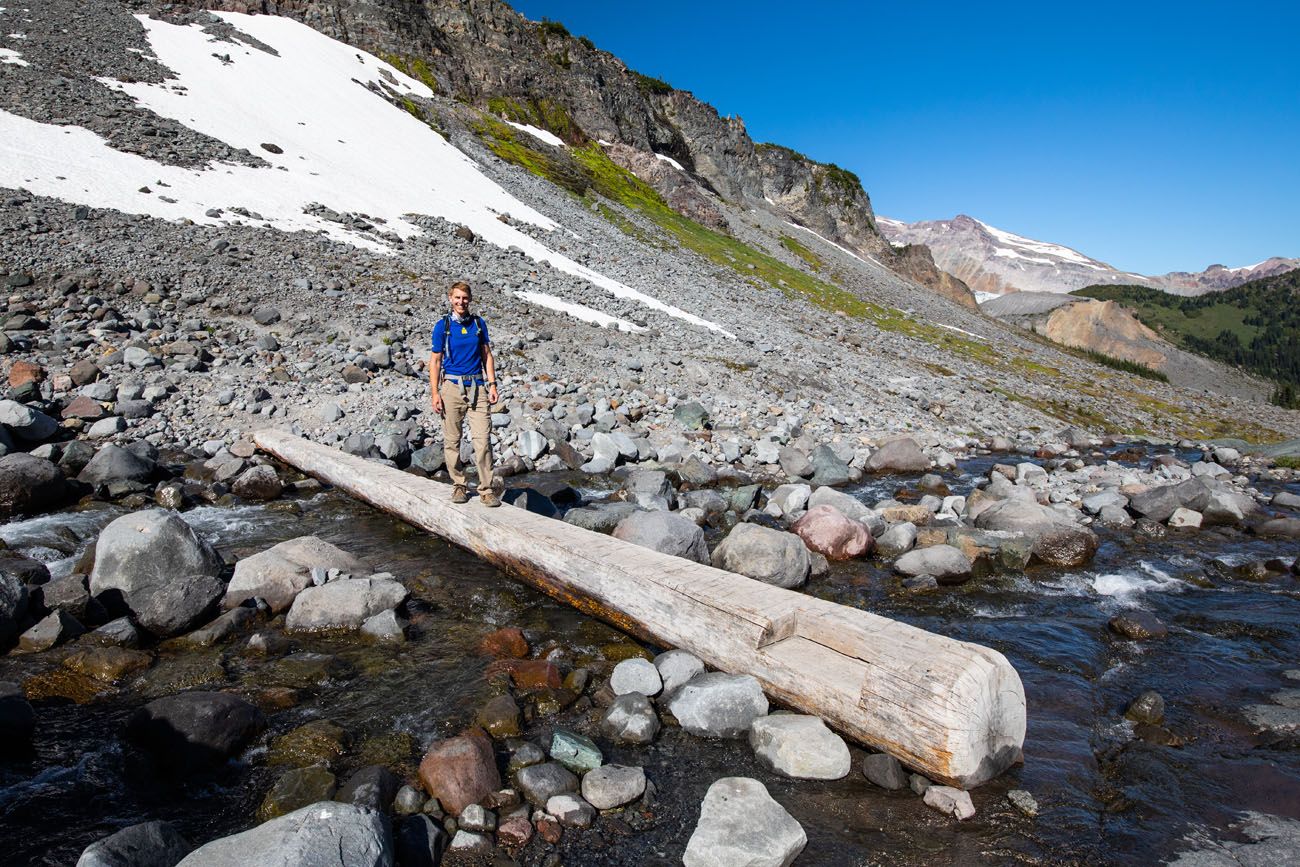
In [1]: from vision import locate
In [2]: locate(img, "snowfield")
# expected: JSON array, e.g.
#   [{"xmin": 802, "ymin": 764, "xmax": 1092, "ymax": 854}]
[{"xmin": 0, "ymin": 11, "xmax": 732, "ymax": 337}]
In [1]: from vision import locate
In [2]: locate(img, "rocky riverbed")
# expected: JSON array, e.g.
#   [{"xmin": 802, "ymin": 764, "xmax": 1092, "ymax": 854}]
[{"xmin": 1, "ymin": 433, "xmax": 1299, "ymax": 865}]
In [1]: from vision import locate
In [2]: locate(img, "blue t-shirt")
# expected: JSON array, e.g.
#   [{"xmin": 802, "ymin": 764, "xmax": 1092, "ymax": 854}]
[{"xmin": 431, "ymin": 315, "xmax": 491, "ymax": 376}]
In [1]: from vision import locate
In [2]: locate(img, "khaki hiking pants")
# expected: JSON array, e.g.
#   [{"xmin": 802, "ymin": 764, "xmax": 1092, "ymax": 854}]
[{"xmin": 440, "ymin": 380, "xmax": 494, "ymax": 491}]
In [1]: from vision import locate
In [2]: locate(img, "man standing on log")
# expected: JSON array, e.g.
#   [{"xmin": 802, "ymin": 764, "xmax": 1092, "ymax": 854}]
[{"xmin": 429, "ymin": 281, "xmax": 500, "ymax": 507}]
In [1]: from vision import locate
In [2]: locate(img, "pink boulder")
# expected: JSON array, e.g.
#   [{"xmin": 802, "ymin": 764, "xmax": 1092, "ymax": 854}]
[
  {"xmin": 418, "ymin": 731, "xmax": 501, "ymax": 816},
  {"xmin": 790, "ymin": 505, "xmax": 873, "ymax": 560}
]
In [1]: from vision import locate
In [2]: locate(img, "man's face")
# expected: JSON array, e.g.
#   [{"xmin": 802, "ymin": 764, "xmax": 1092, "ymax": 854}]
[{"xmin": 449, "ymin": 288, "xmax": 471, "ymax": 316}]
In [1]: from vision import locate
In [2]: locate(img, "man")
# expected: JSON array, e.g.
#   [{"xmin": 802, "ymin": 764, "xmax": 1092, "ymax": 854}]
[{"xmin": 429, "ymin": 281, "xmax": 500, "ymax": 506}]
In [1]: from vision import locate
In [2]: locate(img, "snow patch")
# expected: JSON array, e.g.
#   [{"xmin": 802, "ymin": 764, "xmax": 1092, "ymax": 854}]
[
  {"xmin": 502, "ymin": 120, "xmax": 564, "ymax": 148},
  {"xmin": 976, "ymin": 218, "xmax": 1097, "ymax": 266},
  {"xmin": 513, "ymin": 290, "xmax": 642, "ymax": 332},
  {"xmin": 654, "ymin": 152, "xmax": 684, "ymax": 171},
  {"xmin": 782, "ymin": 220, "xmax": 885, "ymax": 267},
  {"xmin": 973, "ymin": 290, "xmax": 1002, "ymax": 305},
  {"xmin": 932, "ymin": 322, "xmax": 988, "ymax": 341},
  {"xmin": 0, "ymin": 12, "xmax": 730, "ymax": 336},
  {"xmin": 0, "ymin": 46, "xmax": 24, "ymax": 65},
  {"xmin": 992, "ymin": 247, "xmax": 1054, "ymax": 265}
]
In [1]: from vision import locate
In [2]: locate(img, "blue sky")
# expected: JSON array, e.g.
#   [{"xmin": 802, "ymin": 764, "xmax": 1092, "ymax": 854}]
[{"xmin": 511, "ymin": 1, "xmax": 1298, "ymax": 275}]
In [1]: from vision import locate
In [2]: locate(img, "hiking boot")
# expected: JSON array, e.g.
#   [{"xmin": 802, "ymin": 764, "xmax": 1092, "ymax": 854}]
[
  {"xmin": 451, "ymin": 484, "xmax": 469, "ymax": 505},
  {"xmin": 479, "ymin": 489, "xmax": 501, "ymax": 508}
]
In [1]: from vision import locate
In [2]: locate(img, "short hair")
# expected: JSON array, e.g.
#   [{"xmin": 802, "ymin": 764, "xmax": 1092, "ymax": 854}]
[{"xmin": 448, "ymin": 281, "xmax": 472, "ymax": 298}]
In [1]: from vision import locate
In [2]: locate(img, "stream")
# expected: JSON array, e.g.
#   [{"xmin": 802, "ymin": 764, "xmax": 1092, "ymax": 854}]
[{"xmin": 1, "ymin": 446, "xmax": 1298, "ymax": 865}]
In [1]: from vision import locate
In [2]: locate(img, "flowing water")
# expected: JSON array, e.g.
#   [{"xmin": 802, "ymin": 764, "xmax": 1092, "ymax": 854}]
[{"xmin": 1, "ymin": 448, "xmax": 1298, "ymax": 865}]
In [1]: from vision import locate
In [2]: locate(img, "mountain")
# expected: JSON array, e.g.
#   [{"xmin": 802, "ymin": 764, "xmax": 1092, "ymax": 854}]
[
  {"xmin": 1074, "ymin": 269, "xmax": 1300, "ymax": 405},
  {"xmin": 877, "ymin": 215, "xmax": 1299, "ymax": 298},
  {"xmin": 0, "ymin": 0, "xmax": 1295, "ymax": 452}
]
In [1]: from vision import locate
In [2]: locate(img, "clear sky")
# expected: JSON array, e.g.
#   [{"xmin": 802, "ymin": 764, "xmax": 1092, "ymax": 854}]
[{"xmin": 511, "ymin": 1, "xmax": 1298, "ymax": 275}]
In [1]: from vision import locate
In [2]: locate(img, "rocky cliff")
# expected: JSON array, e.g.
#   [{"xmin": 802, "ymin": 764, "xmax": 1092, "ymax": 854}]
[{"xmin": 192, "ymin": 0, "xmax": 890, "ymax": 257}]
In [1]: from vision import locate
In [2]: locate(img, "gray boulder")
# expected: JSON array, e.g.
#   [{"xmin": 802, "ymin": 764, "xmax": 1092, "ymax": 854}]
[
  {"xmin": 749, "ymin": 714, "xmax": 851, "ymax": 779},
  {"xmin": 974, "ymin": 498, "xmax": 1069, "ymax": 534},
  {"xmin": 0, "ymin": 399, "xmax": 58, "ymax": 441},
  {"xmin": 76, "ymin": 820, "xmax": 192, "ymax": 867},
  {"xmin": 765, "ymin": 483, "xmax": 811, "ymax": 518},
  {"xmin": 0, "ymin": 572, "xmax": 29, "ymax": 647},
  {"xmin": 620, "ymin": 469, "xmax": 676, "ymax": 510},
  {"xmin": 90, "ymin": 510, "xmax": 225, "ymax": 638},
  {"xmin": 1128, "ymin": 479, "xmax": 1212, "ymax": 523},
  {"xmin": 808, "ymin": 444, "xmax": 851, "ymax": 487},
  {"xmin": 175, "ymin": 803, "xmax": 391, "ymax": 867},
  {"xmin": 600, "ymin": 692, "xmax": 661, "ymax": 744},
  {"xmin": 875, "ymin": 522, "xmax": 918, "ymax": 558},
  {"xmin": 806, "ymin": 485, "xmax": 873, "ymax": 522},
  {"xmin": 612, "ymin": 510, "xmax": 708, "ymax": 564},
  {"xmin": 232, "ymin": 465, "xmax": 282, "ymax": 500},
  {"xmin": 893, "ymin": 545, "xmax": 972, "ymax": 584},
  {"xmin": 862, "ymin": 753, "xmax": 908, "ymax": 790},
  {"xmin": 563, "ymin": 501, "xmax": 641, "ymax": 533},
  {"xmin": 710, "ymin": 523, "xmax": 809, "ymax": 588},
  {"xmin": 667, "ymin": 672, "xmax": 768, "ymax": 738},
  {"xmin": 127, "ymin": 691, "xmax": 266, "ymax": 772},
  {"xmin": 674, "ymin": 401, "xmax": 709, "ymax": 430},
  {"xmin": 683, "ymin": 777, "xmax": 806, "ymax": 867},
  {"xmin": 77, "ymin": 445, "xmax": 155, "ymax": 487},
  {"xmin": 866, "ymin": 438, "xmax": 930, "ymax": 473},
  {"xmin": 654, "ymin": 648, "xmax": 705, "ymax": 695},
  {"xmin": 513, "ymin": 761, "xmax": 579, "ymax": 807},
  {"xmin": 610, "ymin": 657, "xmax": 662, "ymax": 696},
  {"xmin": 581, "ymin": 764, "xmax": 646, "ymax": 810},
  {"xmin": 285, "ymin": 577, "xmax": 408, "ymax": 632},
  {"xmin": 223, "ymin": 537, "xmax": 369, "ymax": 613},
  {"xmin": 0, "ymin": 453, "xmax": 67, "ymax": 518},
  {"xmin": 335, "ymin": 765, "xmax": 401, "ymax": 812},
  {"xmin": 778, "ymin": 446, "xmax": 813, "ymax": 479}
]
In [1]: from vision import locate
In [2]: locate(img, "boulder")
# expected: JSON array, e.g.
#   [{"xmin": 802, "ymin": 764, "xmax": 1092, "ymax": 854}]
[
  {"xmin": 862, "ymin": 753, "xmax": 908, "ymax": 790},
  {"xmin": 581, "ymin": 764, "xmax": 646, "ymax": 810},
  {"xmin": 0, "ymin": 681, "xmax": 35, "ymax": 746},
  {"xmin": 683, "ymin": 777, "xmax": 806, "ymax": 867},
  {"xmin": 285, "ymin": 577, "xmax": 408, "ymax": 632},
  {"xmin": 710, "ymin": 523, "xmax": 810, "ymax": 588},
  {"xmin": 1030, "ymin": 526, "xmax": 1099, "ymax": 568},
  {"xmin": 232, "ymin": 465, "xmax": 282, "ymax": 500},
  {"xmin": 547, "ymin": 794, "xmax": 596, "ymax": 828},
  {"xmin": 600, "ymin": 692, "xmax": 660, "ymax": 744},
  {"xmin": 924, "ymin": 785, "xmax": 976, "ymax": 820},
  {"xmin": 1108, "ymin": 610, "xmax": 1167, "ymax": 640},
  {"xmin": 765, "ymin": 483, "xmax": 811, "ymax": 518},
  {"xmin": 974, "ymin": 498, "xmax": 1068, "ymax": 534},
  {"xmin": 612, "ymin": 510, "xmax": 708, "ymax": 564},
  {"xmin": 223, "ymin": 537, "xmax": 369, "ymax": 613},
  {"xmin": 893, "ymin": 544, "xmax": 971, "ymax": 584},
  {"xmin": 563, "ymin": 502, "xmax": 641, "ymax": 533},
  {"xmin": 778, "ymin": 446, "xmax": 813, "ymax": 479},
  {"xmin": 0, "ymin": 453, "xmax": 67, "ymax": 518},
  {"xmin": 335, "ymin": 765, "xmax": 401, "ymax": 812},
  {"xmin": 76, "ymin": 820, "xmax": 192, "ymax": 867},
  {"xmin": 418, "ymin": 733, "xmax": 500, "ymax": 816},
  {"xmin": 513, "ymin": 761, "xmax": 579, "ymax": 807},
  {"xmin": 866, "ymin": 438, "xmax": 930, "ymax": 473},
  {"xmin": 790, "ymin": 505, "xmax": 872, "ymax": 560},
  {"xmin": 77, "ymin": 444, "xmax": 155, "ymax": 487},
  {"xmin": 667, "ymin": 672, "xmax": 768, "ymax": 738},
  {"xmin": 805, "ymin": 485, "xmax": 873, "ymax": 522},
  {"xmin": 748, "ymin": 714, "xmax": 851, "ymax": 779},
  {"xmin": 875, "ymin": 522, "xmax": 917, "ymax": 558},
  {"xmin": 674, "ymin": 401, "xmax": 709, "ymax": 430},
  {"xmin": 620, "ymin": 469, "xmax": 676, "ymax": 510},
  {"xmin": 0, "ymin": 572, "xmax": 29, "ymax": 647},
  {"xmin": 550, "ymin": 729, "xmax": 602, "ymax": 775},
  {"xmin": 175, "ymin": 803, "xmax": 391, "ymax": 867},
  {"xmin": 808, "ymin": 444, "xmax": 851, "ymax": 487},
  {"xmin": 610, "ymin": 657, "xmax": 662, "ymax": 697},
  {"xmin": 1128, "ymin": 479, "xmax": 1211, "ymax": 523},
  {"xmin": 258, "ymin": 766, "xmax": 338, "ymax": 822},
  {"xmin": 0, "ymin": 399, "xmax": 58, "ymax": 441},
  {"xmin": 654, "ymin": 648, "xmax": 705, "ymax": 695},
  {"xmin": 90, "ymin": 510, "xmax": 225, "ymax": 638},
  {"xmin": 17, "ymin": 609, "xmax": 84, "ymax": 652},
  {"xmin": 475, "ymin": 693, "xmax": 522, "ymax": 739},
  {"xmin": 126, "ymin": 691, "xmax": 266, "ymax": 772},
  {"xmin": 1125, "ymin": 690, "xmax": 1166, "ymax": 725}
]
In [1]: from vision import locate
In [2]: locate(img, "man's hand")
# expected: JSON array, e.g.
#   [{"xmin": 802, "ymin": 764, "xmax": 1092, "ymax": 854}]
[
  {"xmin": 488, "ymin": 384, "xmax": 499, "ymax": 405},
  {"xmin": 431, "ymin": 392, "xmax": 444, "ymax": 416}
]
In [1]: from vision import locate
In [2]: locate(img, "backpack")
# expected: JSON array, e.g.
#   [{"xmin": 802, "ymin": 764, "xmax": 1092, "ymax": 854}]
[{"xmin": 439, "ymin": 313, "xmax": 485, "ymax": 370}]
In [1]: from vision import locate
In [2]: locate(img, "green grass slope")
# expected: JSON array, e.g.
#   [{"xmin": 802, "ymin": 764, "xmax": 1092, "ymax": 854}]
[{"xmin": 1073, "ymin": 269, "xmax": 1300, "ymax": 406}]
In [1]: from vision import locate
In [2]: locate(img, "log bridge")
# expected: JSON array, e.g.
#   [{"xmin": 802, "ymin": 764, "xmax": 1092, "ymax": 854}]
[{"xmin": 254, "ymin": 430, "xmax": 1026, "ymax": 788}]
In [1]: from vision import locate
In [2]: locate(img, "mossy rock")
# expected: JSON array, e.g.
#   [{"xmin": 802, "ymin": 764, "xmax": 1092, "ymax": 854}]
[
  {"xmin": 268, "ymin": 719, "xmax": 349, "ymax": 768},
  {"xmin": 599, "ymin": 642, "xmax": 654, "ymax": 663},
  {"xmin": 476, "ymin": 693, "xmax": 523, "ymax": 739},
  {"xmin": 356, "ymin": 731, "xmax": 416, "ymax": 770},
  {"xmin": 253, "ymin": 652, "xmax": 352, "ymax": 689},
  {"xmin": 575, "ymin": 620, "xmax": 624, "ymax": 645},
  {"xmin": 137, "ymin": 653, "xmax": 228, "ymax": 698},
  {"xmin": 257, "ymin": 765, "xmax": 337, "ymax": 822},
  {"xmin": 63, "ymin": 647, "xmax": 153, "ymax": 683},
  {"xmin": 22, "ymin": 669, "xmax": 106, "ymax": 704}
]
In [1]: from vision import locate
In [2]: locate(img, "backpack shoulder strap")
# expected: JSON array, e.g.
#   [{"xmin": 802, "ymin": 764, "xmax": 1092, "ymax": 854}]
[{"xmin": 440, "ymin": 314, "xmax": 452, "ymax": 356}]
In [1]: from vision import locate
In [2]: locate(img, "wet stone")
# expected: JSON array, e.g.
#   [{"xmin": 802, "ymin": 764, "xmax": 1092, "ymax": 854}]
[
  {"xmin": 862, "ymin": 753, "xmax": 908, "ymax": 790},
  {"xmin": 268, "ymin": 719, "xmax": 348, "ymax": 767},
  {"xmin": 1125, "ymin": 690, "xmax": 1166, "ymax": 725},
  {"xmin": 258, "ymin": 765, "xmax": 338, "ymax": 822},
  {"xmin": 923, "ymin": 785, "xmax": 975, "ymax": 820},
  {"xmin": 1109, "ymin": 611, "xmax": 1168, "ymax": 640},
  {"xmin": 1008, "ymin": 789, "xmax": 1039, "ymax": 817},
  {"xmin": 550, "ymin": 729, "xmax": 602, "ymax": 774},
  {"xmin": 476, "ymin": 693, "xmax": 523, "ymax": 739}
]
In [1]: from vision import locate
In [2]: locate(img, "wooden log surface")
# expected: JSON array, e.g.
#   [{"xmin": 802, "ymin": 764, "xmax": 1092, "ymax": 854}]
[{"xmin": 254, "ymin": 429, "xmax": 1026, "ymax": 788}]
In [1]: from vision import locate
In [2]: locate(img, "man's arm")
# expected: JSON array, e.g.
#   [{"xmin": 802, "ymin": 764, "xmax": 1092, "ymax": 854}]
[
  {"xmin": 429, "ymin": 351, "xmax": 444, "ymax": 415},
  {"xmin": 484, "ymin": 345, "xmax": 499, "ymax": 405}
]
